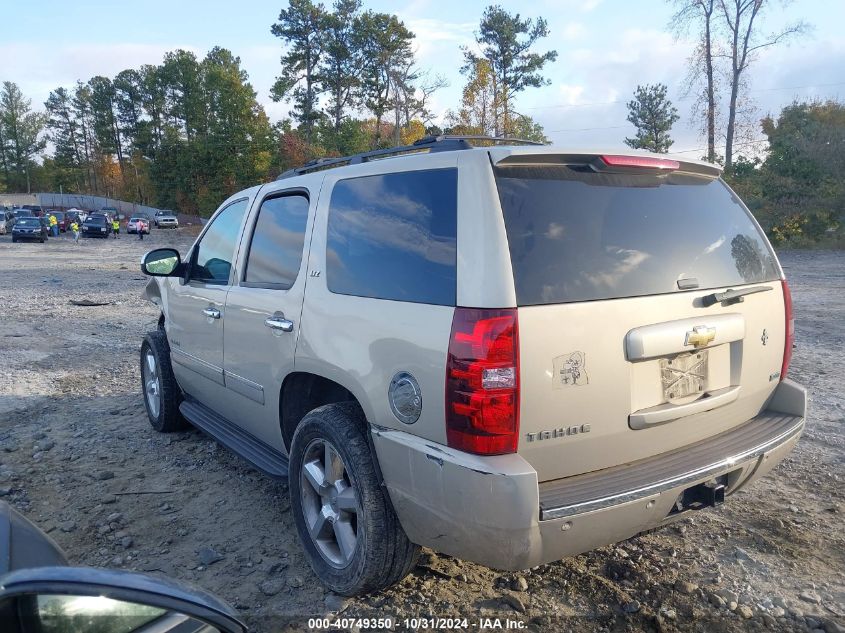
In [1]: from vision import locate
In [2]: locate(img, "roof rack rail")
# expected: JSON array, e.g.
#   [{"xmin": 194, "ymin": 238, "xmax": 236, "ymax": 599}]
[{"xmin": 276, "ymin": 135, "xmax": 545, "ymax": 180}]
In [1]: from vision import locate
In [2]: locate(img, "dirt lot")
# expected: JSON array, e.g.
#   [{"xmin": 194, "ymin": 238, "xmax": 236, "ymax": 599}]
[{"xmin": 0, "ymin": 230, "xmax": 842, "ymax": 633}]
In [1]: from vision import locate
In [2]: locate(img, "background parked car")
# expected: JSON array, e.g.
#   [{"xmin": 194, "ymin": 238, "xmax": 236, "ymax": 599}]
[
  {"xmin": 87, "ymin": 211, "xmax": 110, "ymax": 223},
  {"xmin": 0, "ymin": 210, "xmax": 13, "ymax": 234},
  {"xmin": 64, "ymin": 210, "xmax": 82, "ymax": 226},
  {"xmin": 12, "ymin": 217, "xmax": 49, "ymax": 243},
  {"xmin": 21, "ymin": 205, "xmax": 44, "ymax": 218},
  {"xmin": 127, "ymin": 216, "xmax": 150, "ymax": 234},
  {"xmin": 154, "ymin": 211, "xmax": 178, "ymax": 228},
  {"xmin": 81, "ymin": 214, "xmax": 110, "ymax": 238},
  {"xmin": 46, "ymin": 210, "xmax": 67, "ymax": 232}
]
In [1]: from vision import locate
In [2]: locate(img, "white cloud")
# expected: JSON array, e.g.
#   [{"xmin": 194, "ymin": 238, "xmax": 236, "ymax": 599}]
[
  {"xmin": 406, "ymin": 17, "xmax": 476, "ymax": 60},
  {"xmin": 561, "ymin": 22, "xmax": 587, "ymax": 41},
  {"xmin": 557, "ymin": 84, "xmax": 586, "ymax": 105},
  {"xmin": 0, "ymin": 42, "xmax": 196, "ymax": 105},
  {"xmin": 540, "ymin": 0, "xmax": 603, "ymax": 13},
  {"xmin": 703, "ymin": 235, "xmax": 726, "ymax": 255}
]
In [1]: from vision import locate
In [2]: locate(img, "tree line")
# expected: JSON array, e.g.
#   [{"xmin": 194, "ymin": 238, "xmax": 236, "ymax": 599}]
[
  {"xmin": 0, "ymin": 0, "xmax": 841, "ymax": 244},
  {"xmin": 0, "ymin": 2, "xmax": 555, "ymax": 215}
]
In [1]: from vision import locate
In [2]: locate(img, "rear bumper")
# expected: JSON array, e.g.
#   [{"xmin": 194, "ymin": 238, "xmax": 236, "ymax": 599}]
[{"xmin": 372, "ymin": 379, "xmax": 806, "ymax": 570}]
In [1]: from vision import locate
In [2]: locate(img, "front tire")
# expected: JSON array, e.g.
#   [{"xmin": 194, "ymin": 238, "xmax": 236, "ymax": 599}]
[
  {"xmin": 289, "ymin": 403, "xmax": 419, "ymax": 595},
  {"xmin": 140, "ymin": 330, "xmax": 188, "ymax": 432}
]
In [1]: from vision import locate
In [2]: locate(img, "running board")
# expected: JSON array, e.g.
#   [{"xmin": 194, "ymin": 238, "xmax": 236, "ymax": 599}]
[{"xmin": 179, "ymin": 400, "xmax": 289, "ymax": 479}]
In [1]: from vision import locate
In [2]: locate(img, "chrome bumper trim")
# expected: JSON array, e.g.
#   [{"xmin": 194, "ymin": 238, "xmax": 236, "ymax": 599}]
[{"xmin": 540, "ymin": 414, "xmax": 804, "ymax": 521}]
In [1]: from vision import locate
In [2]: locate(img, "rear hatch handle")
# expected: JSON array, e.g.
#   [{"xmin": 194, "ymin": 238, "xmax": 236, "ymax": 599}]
[{"xmin": 702, "ymin": 285, "xmax": 772, "ymax": 307}]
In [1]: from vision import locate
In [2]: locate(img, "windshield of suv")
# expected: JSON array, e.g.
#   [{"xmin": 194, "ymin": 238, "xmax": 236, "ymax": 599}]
[
  {"xmin": 86, "ymin": 216, "xmax": 107, "ymax": 225},
  {"xmin": 494, "ymin": 164, "xmax": 779, "ymax": 305}
]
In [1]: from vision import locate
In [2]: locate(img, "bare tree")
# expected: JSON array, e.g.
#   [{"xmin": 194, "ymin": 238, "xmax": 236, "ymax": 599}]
[
  {"xmin": 401, "ymin": 69, "xmax": 448, "ymax": 128},
  {"xmin": 718, "ymin": 0, "xmax": 808, "ymax": 168},
  {"xmin": 671, "ymin": 0, "xmax": 719, "ymax": 162}
]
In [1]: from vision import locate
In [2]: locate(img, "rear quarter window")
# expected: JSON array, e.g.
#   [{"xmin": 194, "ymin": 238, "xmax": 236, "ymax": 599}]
[
  {"xmin": 495, "ymin": 164, "xmax": 780, "ymax": 305},
  {"xmin": 326, "ymin": 168, "xmax": 458, "ymax": 306}
]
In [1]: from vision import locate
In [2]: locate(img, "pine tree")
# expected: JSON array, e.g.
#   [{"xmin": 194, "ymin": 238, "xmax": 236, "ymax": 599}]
[
  {"xmin": 464, "ymin": 5, "xmax": 557, "ymax": 136},
  {"xmin": 0, "ymin": 81, "xmax": 46, "ymax": 193},
  {"xmin": 271, "ymin": 0, "xmax": 328, "ymax": 144},
  {"xmin": 624, "ymin": 83, "xmax": 680, "ymax": 153}
]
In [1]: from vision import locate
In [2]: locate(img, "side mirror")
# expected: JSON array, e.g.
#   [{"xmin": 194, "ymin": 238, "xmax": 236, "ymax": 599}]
[
  {"xmin": 141, "ymin": 248, "xmax": 182, "ymax": 277},
  {"xmin": 0, "ymin": 502, "xmax": 246, "ymax": 632},
  {"xmin": 0, "ymin": 567, "xmax": 247, "ymax": 633}
]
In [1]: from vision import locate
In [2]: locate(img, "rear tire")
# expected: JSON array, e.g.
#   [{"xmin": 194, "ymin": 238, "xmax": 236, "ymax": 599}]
[
  {"xmin": 140, "ymin": 330, "xmax": 188, "ymax": 432},
  {"xmin": 289, "ymin": 403, "xmax": 419, "ymax": 595}
]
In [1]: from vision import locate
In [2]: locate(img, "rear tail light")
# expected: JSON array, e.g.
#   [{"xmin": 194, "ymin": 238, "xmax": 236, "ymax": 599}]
[
  {"xmin": 781, "ymin": 279, "xmax": 794, "ymax": 381},
  {"xmin": 445, "ymin": 308, "xmax": 519, "ymax": 455}
]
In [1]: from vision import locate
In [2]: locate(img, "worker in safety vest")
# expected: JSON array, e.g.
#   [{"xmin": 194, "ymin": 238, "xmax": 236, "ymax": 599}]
[
  {"xmin": 111, "ymin": 218, "xmax": 120, "ymax": 238},
  {"xmin": 49, "ymin": 213, "xmax": 59, "ymax": 237}
]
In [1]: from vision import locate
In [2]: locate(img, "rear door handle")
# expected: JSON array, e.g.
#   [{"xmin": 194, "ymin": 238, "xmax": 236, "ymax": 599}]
[
  {"xmin": 264, "ymin": 315, "xmax": 294, "ymax": 333},
  {"xmin": 202, "ymin": 307, "xmax": 221, "ymax": 319}
]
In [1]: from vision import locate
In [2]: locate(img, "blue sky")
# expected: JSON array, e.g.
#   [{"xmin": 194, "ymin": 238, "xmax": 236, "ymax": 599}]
[{"xmin": 2, "ymin": 0, "xmax": 843, "ymax": 157}]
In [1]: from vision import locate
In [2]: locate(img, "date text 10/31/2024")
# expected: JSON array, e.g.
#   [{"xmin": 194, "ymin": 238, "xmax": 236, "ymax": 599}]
[{"xmin": 307, "ymin": 617, "xmax": 528, "ymax": 630}]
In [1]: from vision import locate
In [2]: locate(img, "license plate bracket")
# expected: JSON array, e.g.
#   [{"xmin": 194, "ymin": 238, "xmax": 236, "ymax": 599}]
[{"xmin": 660, "ymin": 350, "xmax": 708, "ymax": 403}]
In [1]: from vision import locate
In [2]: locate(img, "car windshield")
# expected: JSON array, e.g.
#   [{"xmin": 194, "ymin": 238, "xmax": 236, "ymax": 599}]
[
  {"xmin": 87, "ymin": 216, "xmax": 106, "ymax": 225},
  {"xmin": 17, "ymin": 218, "xmax": 40, "ymax": 227}
]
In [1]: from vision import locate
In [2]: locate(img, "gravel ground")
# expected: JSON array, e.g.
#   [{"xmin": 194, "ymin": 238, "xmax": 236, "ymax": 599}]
[{"xmin": 0, "ymin": 230, "xmax": 842, "ymax": 633}]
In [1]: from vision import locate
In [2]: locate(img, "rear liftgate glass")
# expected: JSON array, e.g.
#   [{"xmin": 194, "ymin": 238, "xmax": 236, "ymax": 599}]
[{"xmin": 493, "ymin": 155, "xmax": 786, "ymax": 482}]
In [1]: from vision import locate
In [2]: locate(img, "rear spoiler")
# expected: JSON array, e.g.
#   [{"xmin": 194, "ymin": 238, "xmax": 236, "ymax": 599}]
[{"xmin": 491, "ymin": 151, "xmax": 722, "ymax": 179}]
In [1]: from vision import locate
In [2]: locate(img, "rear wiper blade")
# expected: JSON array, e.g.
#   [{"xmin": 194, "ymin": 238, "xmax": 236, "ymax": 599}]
[{"xmin": 702, "ymin": 285, "xmax": 773, "ymax": 307}]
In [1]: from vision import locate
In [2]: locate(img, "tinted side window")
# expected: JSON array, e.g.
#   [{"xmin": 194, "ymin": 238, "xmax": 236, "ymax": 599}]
[
  {"xmin": 244, "ymin": 194, "xmax": 310, "ymax": 288},
  {"xmin": 191, "ymin": 198, "xmax": 248, "ymax": 284},
  {"xmin": 326, "ymin": 169, "xmax": 458, "ymax": 305}
]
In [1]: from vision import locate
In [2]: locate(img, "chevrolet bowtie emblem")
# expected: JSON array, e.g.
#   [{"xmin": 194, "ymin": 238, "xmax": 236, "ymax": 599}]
[{"xmin": 685, "ymin": 325, "xmax": 716, "ymax": 348}]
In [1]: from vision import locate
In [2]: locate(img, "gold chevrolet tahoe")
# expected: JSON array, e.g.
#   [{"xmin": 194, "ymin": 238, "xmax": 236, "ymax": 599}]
[{"xmin": 139, "ymin": 137, "xmax": 806, "ymax": 596}]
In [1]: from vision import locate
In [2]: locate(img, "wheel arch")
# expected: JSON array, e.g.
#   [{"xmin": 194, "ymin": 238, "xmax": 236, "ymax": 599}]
[{"xmin": 279, "ymin": 372, "xmax": 370, "ymax": 452}]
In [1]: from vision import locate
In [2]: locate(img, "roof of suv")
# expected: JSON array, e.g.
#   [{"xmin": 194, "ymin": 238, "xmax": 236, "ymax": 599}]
[
  {"xmin": 276, "ymin": 135, "xmax": 543, "ymax": 180},
  {"xmin": 275, "ymin": 135, "xmax": 722, "ymax": 182}
]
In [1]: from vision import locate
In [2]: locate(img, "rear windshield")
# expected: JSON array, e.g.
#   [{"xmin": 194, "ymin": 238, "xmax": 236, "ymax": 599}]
[
  {"xmin": 494, "ymin": 164, "xmax": 779, "ymax": 305},
  {"xmin": 87, "ymin": 216, "xmax": 106, "ymax": 224},
  {"xmin": 17, "ymin": 218, "xmax": 39, "ymax": 226}
]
